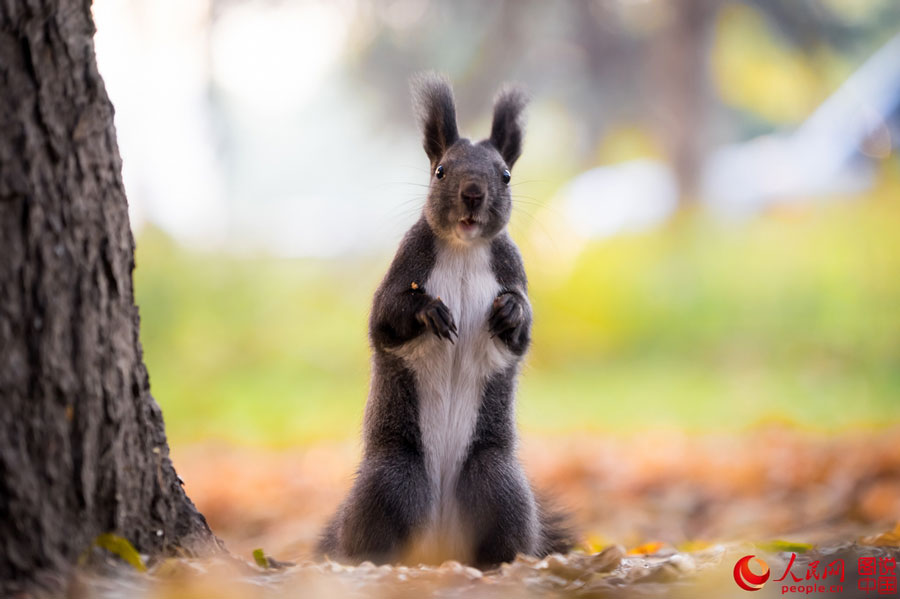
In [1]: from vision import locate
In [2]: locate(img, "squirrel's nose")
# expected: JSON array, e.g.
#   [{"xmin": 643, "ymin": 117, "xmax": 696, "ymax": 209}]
[{"xmin": 460, "ymin": 181, "xmax": 485, "ymax": 212}]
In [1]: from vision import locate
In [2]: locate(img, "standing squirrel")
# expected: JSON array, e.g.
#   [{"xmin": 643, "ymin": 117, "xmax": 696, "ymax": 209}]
[{"xmin": 317, "ymin": 73, "xmax": 574, "ymax": 568}]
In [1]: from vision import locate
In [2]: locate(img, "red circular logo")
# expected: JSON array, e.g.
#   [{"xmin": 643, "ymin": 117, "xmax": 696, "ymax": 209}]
[{"xmin": 733, "ymin": 555, "xmax": 770, "ymax": 591}]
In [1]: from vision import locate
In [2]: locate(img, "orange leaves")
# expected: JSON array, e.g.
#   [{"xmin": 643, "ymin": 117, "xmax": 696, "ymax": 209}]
[
  {"xmin": 627, "ymin": 541, "xmax": 666, "ymax": 556},
  {"xmin": 172, "ymin": 426, "xmax": 900, "ymax": 561},
  {"xmin": 861, "ymin": 522, "xmax": 900, "ymax": 547}
]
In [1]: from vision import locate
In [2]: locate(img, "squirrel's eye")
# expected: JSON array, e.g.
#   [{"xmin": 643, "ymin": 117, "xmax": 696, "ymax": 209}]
[
  {"xmin": 435, "ymin": 165, "xmax": 445, "ymax": 180},
  {"xmin": 501, "ymin": 169, "xmax": 511, "ymax": 185}
]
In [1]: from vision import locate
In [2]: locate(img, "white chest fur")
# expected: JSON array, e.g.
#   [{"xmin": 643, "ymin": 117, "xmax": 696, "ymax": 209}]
[{"xmin": 391, "ymin": 240, "xmax": 516, "ymax": 564}]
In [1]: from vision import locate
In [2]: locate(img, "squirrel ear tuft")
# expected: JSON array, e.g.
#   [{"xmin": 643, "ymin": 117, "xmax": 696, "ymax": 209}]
[
  {"xmin": 411, "ymin": 72, "xmax": 459, "ymax": 167},
  {"xmin": 489, "ymin": 85, "xmax": 529, "ymax": 168}
]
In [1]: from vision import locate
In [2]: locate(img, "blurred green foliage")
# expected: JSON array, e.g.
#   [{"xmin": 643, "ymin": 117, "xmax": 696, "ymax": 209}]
[{"xmin": 135, "ymin": 173, "xmax": 900, "ymax": 446}]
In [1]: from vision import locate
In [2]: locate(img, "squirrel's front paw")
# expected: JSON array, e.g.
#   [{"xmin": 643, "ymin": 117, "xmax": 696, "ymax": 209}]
[
  {"xmin": 417, "ymin": 297, "xmax": 458, "ymax": 342},
  {"xmin": 489, "ymin": 292, "xmax": 527, "ymax": 339}
]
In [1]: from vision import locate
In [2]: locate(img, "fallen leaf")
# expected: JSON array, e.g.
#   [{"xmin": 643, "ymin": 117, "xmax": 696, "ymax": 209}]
[
  {"xmin": 860, "ymin": 522, "xmax": 900, "ymax": 547},
  {"xmin": 93, "ymin": 533, "xmax": 147, "ymax": 572},
  {"xmin": 581, "ymin": 533, "xmax": 610, "ymax": 554},
  {"xmin": 252, "ymin": 548, "xmax": 269, "ymax": 568},
  {"xmin": 755, "ymin": 540, "xmax": 813, "ymax": 554},
  {"xmin": 678, "ymin": 540, "xmax": 712, "ymax": 552},
  {"xmin": 627, "ymin": 541, "xmax": 665, "ymax": 555}
]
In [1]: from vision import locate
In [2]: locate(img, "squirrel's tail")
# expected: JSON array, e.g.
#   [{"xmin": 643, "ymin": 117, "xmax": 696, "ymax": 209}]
[{"xmin": 536, "ymin": 496, "xmax": 577, "ymax": 556}]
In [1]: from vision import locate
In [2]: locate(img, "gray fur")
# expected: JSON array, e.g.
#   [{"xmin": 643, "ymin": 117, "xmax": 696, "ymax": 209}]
[
  {"xmin": 489, "ymin": 85, "xmax": 529, "ymax": 168},
  {"xmin": 317, "ymin": 74, "xmax": 574, "ymax": 568},
  {"xmin": 411, "ymin": 72, "xmax": 460, "ymax": 169}
]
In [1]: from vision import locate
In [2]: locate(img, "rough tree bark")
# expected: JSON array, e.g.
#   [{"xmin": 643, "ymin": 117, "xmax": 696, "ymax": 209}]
[{"xmin": 0, "ymin": 0, "xmax": 219, "ymax": 593}]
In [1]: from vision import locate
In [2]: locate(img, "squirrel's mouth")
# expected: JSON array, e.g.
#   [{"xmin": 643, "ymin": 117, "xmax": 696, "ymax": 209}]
[{"xmin": 455, "ymin": 216, "xmax": 482, "ymax": 240}]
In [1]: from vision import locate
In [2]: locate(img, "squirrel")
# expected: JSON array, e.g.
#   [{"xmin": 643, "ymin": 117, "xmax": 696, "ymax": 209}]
[{"xmin": 316, "ymin": 73, "xmax": 574, "ymax": 568}]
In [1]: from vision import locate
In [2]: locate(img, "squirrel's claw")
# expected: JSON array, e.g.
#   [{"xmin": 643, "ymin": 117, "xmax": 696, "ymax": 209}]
[
  {"xmin": 419, "ymin": 296, "xmax": 457, "ymax": 343},
  {"xmin": 489, "ymin": 292, "xmax": 525, "ymax": 338}
]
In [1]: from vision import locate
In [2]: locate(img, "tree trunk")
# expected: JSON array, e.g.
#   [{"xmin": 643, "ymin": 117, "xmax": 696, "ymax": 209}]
[
  {"xmin": 647, "ymin": 0, "xmax": 719, "ymax": 202},
  {"xmin": 0, "ymin": 0, "xmax": 219, "ymax": 593}
]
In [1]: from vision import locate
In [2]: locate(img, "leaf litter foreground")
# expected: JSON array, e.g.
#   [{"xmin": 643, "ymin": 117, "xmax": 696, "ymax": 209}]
[{"xmin": 74, "ymin": 427, "xmax": 900, "ymax": 598}]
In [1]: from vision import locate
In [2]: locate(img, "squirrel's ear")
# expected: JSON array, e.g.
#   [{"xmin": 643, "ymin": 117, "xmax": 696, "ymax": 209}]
[
  {"xmin": 489, "ymin": 85, "xmax": 529, "ymax": 168},
  {"xmin": 411, "ymin": 72, "xmax": 459, "ymax": 167}
]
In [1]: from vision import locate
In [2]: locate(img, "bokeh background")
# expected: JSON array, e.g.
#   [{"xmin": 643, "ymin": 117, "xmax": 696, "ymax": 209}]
[{"xmin": 90, "ymin": 0, "xmax": 900, "ymax": 561}]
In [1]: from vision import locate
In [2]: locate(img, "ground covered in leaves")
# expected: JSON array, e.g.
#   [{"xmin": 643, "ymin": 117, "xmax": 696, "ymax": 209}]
[
  {"xmin": 78, "ymin": 539, "xmax": 900, "ymax": 598},
  {"xmin": 75, "ymin": 427, "xmax": 900, "ymax": 598},
  {"xmin": 177, "ymin": 427, "xmax": 900, "ymax": 559}
]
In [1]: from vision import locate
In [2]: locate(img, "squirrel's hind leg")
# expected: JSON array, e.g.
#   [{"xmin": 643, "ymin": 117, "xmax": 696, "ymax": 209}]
[
  {"xmin": 457, "ymin": 447, "xmax": 541, "ymax": 568},
  {"xmin": 321, "ymin": 451, "xmax": 430, "ymax": 565}
]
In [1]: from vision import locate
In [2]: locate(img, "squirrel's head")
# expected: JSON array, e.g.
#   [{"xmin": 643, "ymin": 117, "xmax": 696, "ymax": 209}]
[{"xmin": 411, "ymin": 73, "xmax": 528, "ymax": 244}]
